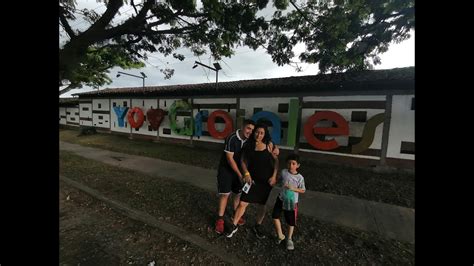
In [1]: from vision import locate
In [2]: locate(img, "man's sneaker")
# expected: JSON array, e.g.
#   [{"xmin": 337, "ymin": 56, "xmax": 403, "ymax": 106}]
[
  {"xmin": 215, "ymin": 219, "xmax": 224, "ymax": 234},
  {"xmin": 287, "ymin": 239, "xmax": 294, "ymax": 250},
  {"xmin": 253, "ymin": 225, "xmax": 266, "ymax": 239},
  {"xmin": 226, "ymin": 224, "xmax": 239, "ymax": 238},
  {"xmin": 237, "ymin": 217, "xmax": 246, "ymax": 226},
  {"xmin": 276, "ymin": 235, "xmax": 286, "ymax": 245}
]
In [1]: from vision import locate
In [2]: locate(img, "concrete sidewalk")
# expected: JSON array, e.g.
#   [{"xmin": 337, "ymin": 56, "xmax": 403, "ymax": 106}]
[{"xmin": 60, "ymin": 141, "xmax": 414, "ymax": 243}]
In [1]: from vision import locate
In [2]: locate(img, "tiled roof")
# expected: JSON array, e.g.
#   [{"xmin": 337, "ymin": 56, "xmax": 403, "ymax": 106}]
[
  {"xmin": 74, "ymin": 67, "xmax": 414, "ymax": 98},
  {"xmin": 59, "ymin": 97, "xmax": 79, "ymax": 106}
]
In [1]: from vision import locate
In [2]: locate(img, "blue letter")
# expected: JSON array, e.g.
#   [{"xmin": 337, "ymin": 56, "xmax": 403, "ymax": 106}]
[
  {"xmin": 194, "ymin": 110, "xmax": 209, "ymax": 137},
  {"xmin": 113, "ymin": 106, "xmax": 129, "ymax": 127},
  {"xmin": 251, "ymin": 111, "xmax": 282, "ymax": 145}
]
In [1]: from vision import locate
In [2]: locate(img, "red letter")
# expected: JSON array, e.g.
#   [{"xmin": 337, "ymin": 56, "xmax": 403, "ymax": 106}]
[
  {"xmin": 127, "ymin": 107, "xmax": 145, "ymax": 129},
  {"xmin": 207, "ymin": 110, "xmax": 234, "ymax": 139},
  {"xmin": 303, "ymin": 111, "xmax": 349, "ymax": 150}
]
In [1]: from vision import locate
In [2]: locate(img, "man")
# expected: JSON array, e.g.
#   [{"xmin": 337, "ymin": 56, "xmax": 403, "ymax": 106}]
[{"xmin": 215, "ymin": 119, "xmax": 279, "ymax": 234}]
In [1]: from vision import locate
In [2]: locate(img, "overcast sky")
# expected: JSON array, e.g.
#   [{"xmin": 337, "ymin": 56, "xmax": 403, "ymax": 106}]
[{"xmin": 60, "ymin": 0, "xmax": 415, "ymax": 98}]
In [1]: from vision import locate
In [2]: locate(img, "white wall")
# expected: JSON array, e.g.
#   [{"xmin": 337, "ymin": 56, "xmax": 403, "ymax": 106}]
[
  {"xmin": 93, "ymin": 99, "xmax": 110, "ymax": 111},
  {"xmin": 59, "ymin": 107, "xmax": 67, "ymax": 125},
  {"xmin": 93, "ymin": 113, "xmax": 110, "ymax": 128},
  {"xmin": 66, "ymin": 107, "xmax": 79, "ymax": 126},
  {"xmin": 79, "ymin": 103, "xmax": 93, "ymax": 126},
  {"xmin": 92, "ymin": 99, "xmax": 110, "ymax": 128},
  {"xmin": 387, "ymin": 95, "xmax": 415, "ymax": 160}
]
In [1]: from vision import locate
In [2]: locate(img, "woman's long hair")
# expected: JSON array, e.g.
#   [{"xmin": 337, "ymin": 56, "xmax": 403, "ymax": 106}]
[{"xmin": 242, "ymin": 123, "xmax": 272, "ymax": 158}]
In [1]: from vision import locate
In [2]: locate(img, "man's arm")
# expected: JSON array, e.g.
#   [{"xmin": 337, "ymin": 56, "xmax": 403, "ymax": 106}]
[
  {"xmin": 240, "ymin": 153, "xmax": 253, "ymax": 184},
  {"xmin": 226, "ymin": 152, "xmax": 242, "ymax": 179}
]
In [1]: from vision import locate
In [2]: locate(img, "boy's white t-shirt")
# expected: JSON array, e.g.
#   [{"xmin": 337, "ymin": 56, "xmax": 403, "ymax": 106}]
[{"xmin": 278, "ymin": 169, "xmax": 305, "ymax": 209}]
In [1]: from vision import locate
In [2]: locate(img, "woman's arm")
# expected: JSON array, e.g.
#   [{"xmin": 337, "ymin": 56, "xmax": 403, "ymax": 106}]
[{"xmin": 268, "ymin": 142, "xmax": 278, "ymax": 186}]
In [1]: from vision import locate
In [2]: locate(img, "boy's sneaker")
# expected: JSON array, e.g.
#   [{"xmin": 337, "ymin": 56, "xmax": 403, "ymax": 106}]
[
  {"xmin": 237, "ymin": 217, "xmax": 246, "ymax": 225},
  {"xmin": 253, "ymin": 225, "xmax": 266, "ymax": 239},
  {"xmin": 215, "ymin": 218, "xmax": 224, "ymax": 234},
  {"xmin": 276, "ymin": 235, "xmax": 286, "ymax": 245},
  {"xmin": 287, "ymin": 239, "xmax": 294, "ymax": 250},
  {"xmin": 226, "ymin": 224, "xmax": 239, "ymax": 238}
]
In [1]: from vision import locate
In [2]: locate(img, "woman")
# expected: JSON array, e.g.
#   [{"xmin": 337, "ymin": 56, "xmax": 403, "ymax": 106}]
[{"xmin": 226, "ymin": 123, "xmax": 279, "ymax": 239}]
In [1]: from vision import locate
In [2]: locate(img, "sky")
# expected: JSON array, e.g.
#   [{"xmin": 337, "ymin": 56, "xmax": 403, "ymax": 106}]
[{"xmin": 60, "ymin": 0, "xmax": 415, "ymax": 98}]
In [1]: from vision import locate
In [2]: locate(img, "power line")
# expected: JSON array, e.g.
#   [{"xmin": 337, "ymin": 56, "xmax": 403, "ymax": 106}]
[{"xmin": 196, "ymin": 55, "xmax": 210, "ymax": 82}]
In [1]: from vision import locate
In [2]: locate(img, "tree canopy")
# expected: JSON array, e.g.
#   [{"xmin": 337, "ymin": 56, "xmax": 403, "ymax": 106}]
[{"xmin": 59, "ymin": 0, "xmax": 414, "ymax": 94}]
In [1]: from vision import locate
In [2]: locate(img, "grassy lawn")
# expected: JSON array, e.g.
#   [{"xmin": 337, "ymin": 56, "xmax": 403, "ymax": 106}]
[
  {"xmin": 60, "ymin": 150, "xmax": 414, "ymax": 265},
  {"xmin": 60, "ymin": 128, "xmax": 414, "ymax": 208}
]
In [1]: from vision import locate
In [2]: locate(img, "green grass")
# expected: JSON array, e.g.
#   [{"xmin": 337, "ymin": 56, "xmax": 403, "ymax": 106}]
[
  {"xmin": 60, "ymin": 128, "xmax": 414, "ymax": 208},
  {"xmin": 60, "ymin": 128, "xmax": 221, "ymax": 169}
]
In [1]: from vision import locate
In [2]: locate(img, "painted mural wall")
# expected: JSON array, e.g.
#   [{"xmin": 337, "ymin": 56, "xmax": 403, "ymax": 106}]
[
  {"xmin": 240, "ymin": 97, "xmax": 298, "ymax": 150},
  {"xmin": 64, "ymin": 94, "xmax": 414, "ymax": 162},
  {"xmin": 59, "ymin": 107, "xmax": 67, "ymax": 125},
  {"xmin": 192, "ymin": 98, "xmax": 237, "ymax": 144},
  {"xmin": 110, "ymin": 98, "xmax": 131, "ymax": 134},
  {"xmin": 387, "ymin": 95, "xmax": 415, "ymax": 160},
  {"xmin": 92, "ymin": 99, "xmax": 110, "ymax": 128},
  {"xmin": 64, "ymin": 107, "xmax": 79, "ymax": 126},
  {"xmin": 79, "ymin": 103, "xmax": 93, "ymax": 126},
  {"xmin": 299, "ymin": 95, "xmax": 386, "ymax": 159}
]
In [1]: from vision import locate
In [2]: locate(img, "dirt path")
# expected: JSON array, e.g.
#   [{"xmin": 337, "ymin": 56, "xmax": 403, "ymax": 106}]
[{"xmin": 60, "ymin": 178, "xmax": 240, "ymax": 265}]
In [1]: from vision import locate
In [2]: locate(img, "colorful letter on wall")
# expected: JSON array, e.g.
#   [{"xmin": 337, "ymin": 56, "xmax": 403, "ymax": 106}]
[
  {"xmin": 303, "ymin": 111, "xmax": 349, "ymax": 150},
  {"xmin": 351, "ymin": 113, "xmax": 384, "ymax": 154},
  {"xmin": 169, "ymin": 100, "xmax": 194, "ymax": 136},
  {"xmin": 286, "ymin": 99, "xmax": 300, "ymax": 147},
  {"xmin": 127, "ymin": 107, "xmax": 145, "ymax": 129},
  {"xmin": 194, "ymin": 110, "xmax": 209, "ymax": 137},
  {"xmin": 207, "ymin": 110, "xmax": 234, "ymax": 139},
  {"xmin": 251, "ymin": 111, "xmax": 282, "ymax": 145},
  {"xmin": 113, "ymin": 106, "xmax": 129, "ymax": 127},
  {"xmin": 147, "ymin": 108, "xmax": 166, "ymax": 130}
]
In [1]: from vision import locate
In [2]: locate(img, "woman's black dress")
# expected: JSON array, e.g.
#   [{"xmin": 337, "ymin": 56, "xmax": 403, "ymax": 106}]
[{"xmin": 240, "ymin": 145, "xmax": 274, "ymax": 205}]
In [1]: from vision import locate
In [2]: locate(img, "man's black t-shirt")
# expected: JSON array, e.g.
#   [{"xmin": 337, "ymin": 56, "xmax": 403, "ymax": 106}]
[{"xmin": 218, "ymin": 129, "xmax": 247, "ymax": 175}]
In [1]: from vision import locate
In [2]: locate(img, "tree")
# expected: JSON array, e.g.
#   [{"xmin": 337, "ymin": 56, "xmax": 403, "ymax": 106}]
[{"xmin": 59, "ymin": 0, "xmax": 414, "ymax": 95}]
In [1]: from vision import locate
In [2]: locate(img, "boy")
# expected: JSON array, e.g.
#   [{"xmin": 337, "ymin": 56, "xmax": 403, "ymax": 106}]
[{"xmin": 271, "ymin": 153, "xmax": 306, "ymax": 250}]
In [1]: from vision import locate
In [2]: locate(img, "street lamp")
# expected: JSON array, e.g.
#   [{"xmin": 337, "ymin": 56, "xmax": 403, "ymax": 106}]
[
  {"xmin": 192, "ymin": 61, "xmax": 222, "ymax": 89},
  {"xmin": 116, "ymin": 71, "xmax": 147, "ymax": 88}
]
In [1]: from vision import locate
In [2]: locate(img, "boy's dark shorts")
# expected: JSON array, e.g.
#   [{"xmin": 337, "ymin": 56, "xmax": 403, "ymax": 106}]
[
  {"xmin": 217, "ymin": 167, "xmax": 243, "ymax": 194},
  {"xmin": 272, "ymin": 197, "xmax": 298, "ymax": 226}
]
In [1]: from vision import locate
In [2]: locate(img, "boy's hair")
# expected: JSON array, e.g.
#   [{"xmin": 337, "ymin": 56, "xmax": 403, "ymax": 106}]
[
  {"xmin": 286, "ymin": 153, "xmax": 300, "ymax": 164},
  {"xmin": 242, "ymin": 119, "xmax": 256, "ymax": 127}
]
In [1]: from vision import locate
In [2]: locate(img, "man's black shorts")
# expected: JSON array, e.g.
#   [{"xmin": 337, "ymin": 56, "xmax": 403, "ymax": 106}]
[
  {"xmin": 272, "ymin": 197, "xmax": 298, "ymax": 226},
  {"xmin": 217, "ymin": 166, "xmax": 243, "ymax": 194}
]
